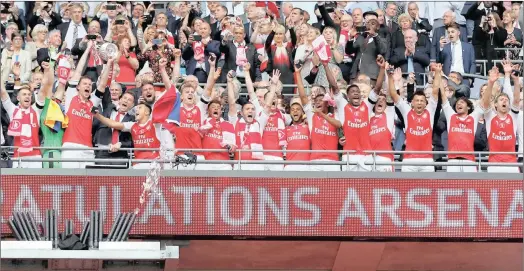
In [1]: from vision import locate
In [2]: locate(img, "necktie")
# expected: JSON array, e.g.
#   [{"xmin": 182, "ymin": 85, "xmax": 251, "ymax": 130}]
[
  {"xmin": 111, "ymin": 113, "xmax": 122, "ymax": 144},
  {"xmin": 387, "ymin": 19, "xmax": 392, "ymax": 30},
  {"xmin": 73, "ymin": 24, "xmax": 79, "ymax": 43}
]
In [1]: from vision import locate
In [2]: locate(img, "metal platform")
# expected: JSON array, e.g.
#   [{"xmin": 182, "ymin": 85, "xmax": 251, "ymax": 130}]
[{"xmin": 1, "ymin": 241, "xmax": 179, "ymax": 260}]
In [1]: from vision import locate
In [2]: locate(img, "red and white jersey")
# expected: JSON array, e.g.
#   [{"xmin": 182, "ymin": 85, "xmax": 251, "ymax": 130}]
[
  {"xmin": 443, "ymin": 102, "xmax": 483, "ymax": 161},
  {"xmin": 285, "ymin": 122, "xmax": 311, "ymax": 162},
  {"xmin": 201, "ymin": 117, "xmax": 236, "ymax": 161},
  {"xmin": 369, "ymin": 106, "xmax": 395, "ymax": 161},
  {"xmin": 124, "ymin": 121, "xmax": 160, "ymax": 164},
  {"xmin": 485, "ymin": 109, "xmax": 519, "ymax": 163},
  {"xmin": 262, "ymin": 111, "xmax": 286, "ymax": 157},
  {"xmin": 341, "ymin": 102, "xmax": 371, "ymax": 154},
  {"xmin": 63, "ymin": 85, "xmax": 101, "ymax": 146},
  {"xmin": 1, "ymin": 98, "xmax": 43, "ymax": 157},
  {"xmin": 304, "ymin": 103, "xmax": 339, "ymax": 161},
  {"xmin": 396, "ymin": 98, "xmax": 438, "ymax": 159},
  {"xmin": 229, "ymin": 111, "xmax": 270, "ymax": 161},
  {"xmin": 173, "ymin": 105, "xmax": 203, "ymax": 155}
]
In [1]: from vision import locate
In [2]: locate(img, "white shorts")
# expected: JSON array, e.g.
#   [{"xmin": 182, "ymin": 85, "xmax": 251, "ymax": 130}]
[
  {"xmin": 234, "ymin": 163, "xmax": 265, "ymax": 170},
  {"xmin": 263, "ymin": 155, "xmax": 284, "ymax": 171},
  {"xmin": 61, "ymin": 143, "xmax": 94, "ymax": 168},
  {"xmin": 12, "ymin": 155, "xmax": 42, "ymax": 169},
  {"xmin": 342, "ymin": 155, "xmax": 368, "ymax": 172},
  {"xmin": 362, "ymin": 155, "xmax": 393, "ymax": 172},
  {"xmin": 309, "ymin": 159, "xmax": 340, "ymax": 171},
  {"xmin": 284, "ymin": 164, "xmax": 310, "ymax": 171},
  {"xmin": 401, "ymin": 158, "xmax": 434, "ymax": 172},
  {"xmin": 447, "ymin": 159, "xmax": 477, "ymax": 172},
  {"xmin": 487, "ymin": 166, "xmax": 520, "ymax": 173},
  {"xmin": 177, "ymin": 155, "xmax": 206, "ymax": 170}
]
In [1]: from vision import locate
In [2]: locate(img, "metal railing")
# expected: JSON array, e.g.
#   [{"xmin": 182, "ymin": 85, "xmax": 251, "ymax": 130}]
[{"xmin": 2, "ymin": 146, "xmax": 522, "ymax": 171}]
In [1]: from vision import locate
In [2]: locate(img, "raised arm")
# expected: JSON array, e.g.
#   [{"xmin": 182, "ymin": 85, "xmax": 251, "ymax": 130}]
[
  {"xmin": 243, "ymin": 62, "xmax": 256, "ymax": 101},
  {"xmin": 227, "ymin": 71, "xmax": 238, "ymax": 117},
  {"xmin": 203, "ymin": 53, "xmax": 217, "ymax": 99},
  {"xmin": 171, "ymin": 48, "xmax": 182, "ymax": 84},
  {"xmin": 511, "ymin": 65, "xmax": 521, "ymax": 109},
  {"xmin": 159, "ymin": 58, "xmax": 172, "ymax": 90},
  {"xmin": 374, "ymin": 55, "xmax": 386, "ymax": 95},
  {"xmin": 294, "ymin": 65, "xmax": 308, "ymax": 106},
  {"xmin": 38, "ymin": 62, "xmax": 54, "ymax": 102},
  {"xmin": 94, "ymin": 112, "xmax": 125, "ymax": 130},
  {"xmin": 481, "ymin": 67, "xmax": 499, "ymax": 110},
  {"xmin": 323, "ymin": 59, "xmax": 339, "ymax": 95},
  {"xmin": 387, "ymin": 65, "xmax": 401, "ymax": 104},
  {"xmin": 264, "ymin": 70, "xmax": 280, "ymax": 115},
  {"xmin": 97, "ymin": 56, "xmax": 115, "ymax": 93},
  {"xmin": 433, "ymin": 63, "xmax": 446, "ymax": 104},
  {"xmin": 70, "ymin": 41, "xmax": 95, "ymax": 82}
]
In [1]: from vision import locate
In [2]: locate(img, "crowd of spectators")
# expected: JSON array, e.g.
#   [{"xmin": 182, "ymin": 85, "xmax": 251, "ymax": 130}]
[{"xmin": 0, "ymin": 1, "xmax": 523, "ymax": 172}]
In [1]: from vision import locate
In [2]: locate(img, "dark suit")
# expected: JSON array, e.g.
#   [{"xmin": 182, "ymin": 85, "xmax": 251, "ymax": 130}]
[
  {"xmin": 56, "ymin": 21, "xmax": 88, "ymax": 46},
  {"xmin": 390, "ymin": 40, "xmax": 431, "ymax": 85},
  {"xmin": 244, "ymin": 22, "xmax": 255, "ymax": 44},
  {"xmin": 411, "ymin": 17, "xmax": 432, "ymax": 33},
  {"xmin": 219, "ymin": 40, "xmax": 261, "ymax": 82},
  {"xmin": 346, "ymin": 34, "xmax": 388, "ymax": 80},
  {"xmin": 26, "ymin": 11, "xmax": 62, "ymax": 36},
  {"xmin": 430, "ymin": 25, "xmax": 468, "ymax": 61},
  {"xmin": 437, "ymin": 41, "xmax": 476, "ymax": 82},
  {"xmin": 92, "ymin": 103, "xmax": 134, "ymax": 167},
  {"xmin": 182, "ymin": 40, "xmax": 221, "ymax": 83}
]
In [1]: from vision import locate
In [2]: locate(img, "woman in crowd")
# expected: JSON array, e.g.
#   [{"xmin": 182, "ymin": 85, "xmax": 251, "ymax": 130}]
[
  {"xmin": 114, "ymin": 36, "xmax": 139, "ymax": 85},
  {"xmin": 1, "ymin": 32, "xmax": 32, "ymax": 82},
  {"xmin": 24, "ymin": 24, "xmax": 48, "ymax": 70},
  {"xmin": 265, "ymin": 24, "xmax": 296, "ymax": 94},
  {"xmin": 294, "ymin": 25, "xmax": 320, "ymax": 82},
  {"xmin": 502, "ymin": 10, "xmax": 523, "ymax": 60},
  {"xmin": 137, "ymin": 31, "xmax": 175, "ymax": 83},
  {"xmin": 474, "ymin": 12, "xmax": 507, "ymax": 70},
  {"xmin": 314, "ymin": 26, "xmax": 344, "ymax": 90},
  {"xmin": 105, "ymin": 16, "xmax": 137, "ymax": 47}
]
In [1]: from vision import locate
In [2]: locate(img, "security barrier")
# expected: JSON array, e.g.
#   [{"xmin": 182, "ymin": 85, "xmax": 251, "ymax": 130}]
[{"xmin": 1, "ymin": 170, "xmax": 522, "ymax": 240}]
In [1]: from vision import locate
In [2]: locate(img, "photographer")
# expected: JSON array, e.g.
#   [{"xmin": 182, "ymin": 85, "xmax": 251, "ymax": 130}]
[
  {"xmin": 472, "ymin": 12, "xmax": 507, "ymax": 71},
  {"xmin": 466, "ymin": 1, "xmax": 505, "ymax": 64},
  {"xmin": 26, "ymin": 1, "xmax": 61, "ymax": 36},
  {"xmin": 346, "ymin": 17, "xmax": 387, "ymax": 85},
  {"xmin": 0, "ymin": 2, "xmax": 23, "ymax": 37},
  {"xmin": 182, "ymin": 22, "xmax": 221, "ymax": 83}
]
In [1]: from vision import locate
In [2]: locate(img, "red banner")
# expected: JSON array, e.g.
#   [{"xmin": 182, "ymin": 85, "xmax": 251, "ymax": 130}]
[{"xmin": 1, "ymin": 176, "xmax": 522, "ymax": 238}]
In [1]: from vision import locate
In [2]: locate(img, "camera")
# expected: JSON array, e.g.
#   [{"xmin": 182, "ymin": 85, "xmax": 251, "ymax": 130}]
[
  {"xmin": 115, "ymin": 19, "xmax": 125, "ymax": 25},
  {"xmin": 106, "ymin": 4, "xmax": 117, "ymax": 10},
  {"xmin": 192, "ymin": 34, "xmax": 202, "ymax": 42},
  {"xmin": 209, "ymin": 54, "xmax": 216, "ymax": 62},
  {"xmin": 386, "ymin": 67, "xmax": 395, "ymax": 74},
  {"xmin": 513, "ymin": 69, "xmax": 522, "ymax": 77},
  {"xmin": 86, "ymin": 34, "xmax": 98, "ymax": 40}
]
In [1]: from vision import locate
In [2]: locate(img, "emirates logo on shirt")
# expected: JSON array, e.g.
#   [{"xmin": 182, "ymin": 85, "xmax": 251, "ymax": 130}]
[{"xmin": 71, "ymin": 108, "xmax": 92, "ymax": 120}]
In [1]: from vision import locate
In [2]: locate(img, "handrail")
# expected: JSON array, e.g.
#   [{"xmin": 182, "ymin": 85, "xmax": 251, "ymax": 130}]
[
  {"xmin": 3, "ymin": 157, "xmax": 522, "ymax": 168},
  {"xmin": 1, "ymin": 146, "xmax": 521, "ymax": 155}
]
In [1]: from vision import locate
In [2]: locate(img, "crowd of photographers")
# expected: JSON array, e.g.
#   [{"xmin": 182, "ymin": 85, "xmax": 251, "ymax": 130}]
[{"xmin": 0, "ymin": 1, "xmax": 523, "ymax": 172}]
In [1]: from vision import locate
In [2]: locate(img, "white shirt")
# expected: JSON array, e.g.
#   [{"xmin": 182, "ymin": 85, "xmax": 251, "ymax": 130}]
[
  {"xmin": 450, "ymin": 41, "xmax": 465, "ymax": 75},
  {"xmin": 64, "ymin": 21, "xmax": 87, "ymax": 50},
  {"xmin": 428, "ymin": 2, "xmax": 466, "ymax": 25}
]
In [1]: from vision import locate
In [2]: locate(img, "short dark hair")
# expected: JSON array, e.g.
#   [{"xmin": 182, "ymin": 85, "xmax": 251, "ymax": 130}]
[
  {"xmin": 446, "ymin": 22, "xmax": 460, "ymax": 32},
  {"xmin": 449, "ymin": 71, "xmax": 463, "ymax": 82},
  {"xmin": 456, "ymin": 96, "xmax": 474, "ymax": 114},
  {"xmin": 208, "ymin": 99, "xmax": 221, "ymax": 108},
  {"xmin": 140, "ymin": 102, "xmax": 152, "ymax": 114},
  {"xmin": 292, "ymin": 7, "xmax": 304, "ymax": 16},
  {"xmin": 413, "ymin": 89, "xmax": 427, "ymax": 100}
]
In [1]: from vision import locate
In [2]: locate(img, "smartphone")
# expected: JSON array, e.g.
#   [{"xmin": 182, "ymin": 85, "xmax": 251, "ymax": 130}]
[
  {"xmin": 86, "ymin": 34, "xmax": 98, "ymax": 40},
  {"xmin": 106, "ymin": 4, "xmax": 117, "ymax": 10},
  {"xmin": 115, "ymin": 19, "xmax": 125, "ymax": 25},
  {"xmin": 153, "ymin": 3, "xmax": 164, "ymax": 9},
  {"xmin": 143, "ymin": 14, "xmax": 152, "ymax": 21},
  {"xmin": 193, "ymin": 34, "xmax": 202, "ymax": 42},
  {"xmin": 513, "ymin": 69, "xmax": 522, "ymax": 77},
  {"xmin": 209, "ymin": 54, "xmax": 216, "ymax": 62},
  {"xmin": 152, "ymin": 38, "xmax": 163, "ymax": 45}
]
